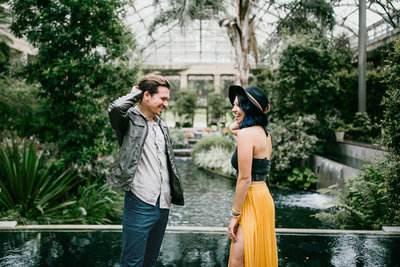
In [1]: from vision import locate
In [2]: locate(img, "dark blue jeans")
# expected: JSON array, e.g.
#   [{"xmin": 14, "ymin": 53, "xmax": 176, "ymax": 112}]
[{"xmin": 120, "ymin": 191, "xmax": 169, "ymax": 267}]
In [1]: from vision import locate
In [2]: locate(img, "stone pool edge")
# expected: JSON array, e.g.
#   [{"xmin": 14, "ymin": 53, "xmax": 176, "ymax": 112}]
[{"xmin": 0, "ymin": 222, "xmax": 399, "ymax": 235}]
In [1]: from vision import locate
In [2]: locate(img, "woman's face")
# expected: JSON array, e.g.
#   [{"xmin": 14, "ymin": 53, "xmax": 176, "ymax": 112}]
[{"xmin": 232, "ymin": 96, "xmax": 245, "ymax": 124}]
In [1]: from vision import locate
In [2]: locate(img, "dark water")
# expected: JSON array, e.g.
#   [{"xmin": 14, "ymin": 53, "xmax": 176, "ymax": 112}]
[
  {"xmin": 1, "ymin": 231, "xmax": 399, "ymax": 266},
  {"xmin": 170, "ymin": 159, "xmax": 332, "ymax": 228}
]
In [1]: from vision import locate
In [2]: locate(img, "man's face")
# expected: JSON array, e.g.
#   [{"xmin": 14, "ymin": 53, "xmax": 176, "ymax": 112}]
[{"xmin": 143, "ymin": 86, "xmax": 170, "ymax": 116}]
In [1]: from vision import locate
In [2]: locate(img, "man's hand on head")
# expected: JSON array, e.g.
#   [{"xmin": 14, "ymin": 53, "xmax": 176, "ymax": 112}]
[{"xmin": 131, "ymin": 85, "xmax": 140, "ymax": 94}]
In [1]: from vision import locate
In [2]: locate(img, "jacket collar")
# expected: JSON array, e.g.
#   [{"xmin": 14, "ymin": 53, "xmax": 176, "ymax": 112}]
[{"xmin": 130, "ymin": 107, "xmax": 165, "ymax": 127}]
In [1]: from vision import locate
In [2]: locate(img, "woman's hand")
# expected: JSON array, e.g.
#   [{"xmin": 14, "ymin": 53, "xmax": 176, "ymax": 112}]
[
  {"xmin": 229, "ymin": 121, "xmax": 239, "ymax": 136},
  {"xmin": 228, "ymin": 216, "xmax": 239, "ymax": 242}
]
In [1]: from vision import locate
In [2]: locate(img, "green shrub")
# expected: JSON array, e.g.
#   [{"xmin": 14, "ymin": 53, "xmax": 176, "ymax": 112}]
[
  {"xmin": 328, "ymin": 115, "xmax": 348, "ymax": 132},
  {"xmin": 207, "ymin": 92, "xmax": 227, "ymax": 124},
  {"xmin": 0, "ymin": 138, "xmax": 77, "ymax": 221},
  {"xmin": 191, "ymin": 135, "xmax": 235, "ymax": 158},
  {"xmin": 314, "ymin": 39, "xmax": 400, "ymax": 230},
  {"xmin": 273, "ymin": 34, "xmax": 340, "ymax": 136},
  {"xmin": 268, "ymin": 114, "xmax": 318, "ymax": 185},
  {"xmin": 346, "ymin": 112, "xmax": 381, "ymax": 144},
  {"xmin": 335, "ymin": 69, "xmax": 358, "ymax": 122},
  {"xmin": 174, "ymin": 90, "xmax": 197, "ymax": 127},
  {"xmin": 58, "ymin": 177, "xmax": 123, "ymax": 224},
  {"xmin": 283, "ymin": 167, "xmax": 317, "ymax": 190},
  {"xmin": 380, "ymin": 38, "xmax": 400, "ymax": 219},
  {"xmin": 193, "ymin": 146, "xmax": 236, "ymax": 177},
  {"xmin": 382, "ymin": 40, "xmax": 400, "ymax": 156},
  {"xmin": 0, "ymin": 78, "xmax": 43, "ymax": 137},
  {"xmin": 335, "ymin": 69, "xmax": 388, "ymax": 124},
  {"xmin": 169, "ymin": 128, "xmax": 187, "ymax": 149},
  {"xmin": 10, "ymin": 0, "xmax": 140, "ymax": 164},
  {"xmin": 366, "ymin": 69, "xmax": 389, "ymax": 123}
]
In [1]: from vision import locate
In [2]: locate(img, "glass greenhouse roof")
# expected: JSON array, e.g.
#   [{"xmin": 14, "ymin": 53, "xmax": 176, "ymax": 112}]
[{"xmin": 126, "ymin": 1, "xmax": 400, "ymax": 66}]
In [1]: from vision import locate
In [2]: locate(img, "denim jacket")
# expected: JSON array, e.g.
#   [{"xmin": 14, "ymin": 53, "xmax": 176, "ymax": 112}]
[{"xmin": 107, "ymin": 90, "xmax": 184, "ymax": 206}]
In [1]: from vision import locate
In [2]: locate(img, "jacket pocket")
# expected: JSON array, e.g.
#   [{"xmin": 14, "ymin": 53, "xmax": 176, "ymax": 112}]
[{"xmin": 127, "ymin": 122, "xmax": 143, "ymax": 139}]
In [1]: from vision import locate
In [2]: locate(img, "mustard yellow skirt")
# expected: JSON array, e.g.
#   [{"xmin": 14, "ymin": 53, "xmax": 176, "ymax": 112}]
[{"xmin": 231, "ymin": 183, "xmax": 278, "ymax": 267}]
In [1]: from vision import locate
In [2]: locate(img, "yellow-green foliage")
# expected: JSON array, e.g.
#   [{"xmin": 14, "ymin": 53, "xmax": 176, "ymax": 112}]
[
  {"xmin": 191, "ymin": 135, "xmax": 235, "ymax": 158},
  {"xmin": 193, "ymin": 146, "xmax": 236, "ymax": 177}
]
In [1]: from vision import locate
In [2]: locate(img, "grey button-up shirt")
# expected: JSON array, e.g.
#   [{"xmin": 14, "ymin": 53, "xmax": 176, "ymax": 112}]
[{"xmin": 130, "ymin": 107, "xmax": 171, "ymax": 209}]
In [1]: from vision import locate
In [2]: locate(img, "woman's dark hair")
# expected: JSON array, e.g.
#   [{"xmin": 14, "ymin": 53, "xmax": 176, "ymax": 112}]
[{"xmin": 237, "ymin": 93, "xmax": 268, "ymax": 129}]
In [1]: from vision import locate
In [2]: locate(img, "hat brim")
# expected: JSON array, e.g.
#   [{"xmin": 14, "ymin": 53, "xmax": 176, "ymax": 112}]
[{"xmin": 228, "ymin": 85, "xmax": 246, "ymax": 105}]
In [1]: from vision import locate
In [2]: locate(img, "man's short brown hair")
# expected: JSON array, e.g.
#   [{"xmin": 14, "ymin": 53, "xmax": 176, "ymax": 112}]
[{"xmin": 138, "ymin": 74, "xmax": 171, "ymax": 98}]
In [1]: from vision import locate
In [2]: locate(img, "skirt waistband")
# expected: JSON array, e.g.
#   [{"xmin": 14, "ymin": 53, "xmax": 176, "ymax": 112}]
[{"xmin": 248, "ymin": 182, "xmax": 269, "ymax": 191}]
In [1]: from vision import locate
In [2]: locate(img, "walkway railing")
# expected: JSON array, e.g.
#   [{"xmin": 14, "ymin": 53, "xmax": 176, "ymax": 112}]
[
  {"xmin": 350, "ymin": 16, "xmax": 400, "ymax": 50},
  {"xmin": 1, "ymin": 222, "xmax": 399, "ymax": 235}
]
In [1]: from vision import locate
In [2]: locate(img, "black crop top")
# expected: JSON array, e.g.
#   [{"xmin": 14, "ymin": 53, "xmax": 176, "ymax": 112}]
[{"xmin": 231, "ymin": 147, "xmax": 271, "ymax": 182}]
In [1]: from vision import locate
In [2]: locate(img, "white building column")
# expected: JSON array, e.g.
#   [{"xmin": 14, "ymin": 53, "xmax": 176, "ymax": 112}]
[
  {"xmin": 214, "ymin": 74, "xmax": 221, "ymax": 93},
  {"xmin": 180, "ymin": 74, "xmax": 188, "ymax": 89}
]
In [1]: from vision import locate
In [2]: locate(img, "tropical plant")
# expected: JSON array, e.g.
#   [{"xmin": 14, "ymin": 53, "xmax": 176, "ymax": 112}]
[
  {"xmin": 149, "ymin": 0, "xmax": 340, "ymax": 86},
  {"xmin": 150, "ymin": 0, "xmax": 257, "ymax": 86},
  {"xmin": 365, "ymin": 0, "xmax": 400, "ymax": 29},
  {"xmin": 59, "ymin": 177, "xmax": 123, "ymax": 224},
  {"xmin": 276, "ymin": 0, "xmax": 335, "ymax": 36},
  {"xmin": 0, "ymin": 138, "xmax": 77, "ymax": 220},
  {"xmin": 191, "ymin": 135, "xmax": 235, "ymax": 158}
]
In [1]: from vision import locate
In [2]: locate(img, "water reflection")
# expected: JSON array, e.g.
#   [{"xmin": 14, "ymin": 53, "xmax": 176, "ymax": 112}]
[
  {"xmin": 0, "ymin": 231, "xmax": 399, "ymax": 266},
  {"xmin": 330, "ymin": 234, "xmax": 389, "ymax": 266},
  {"xmin": 171, "ymin": 159, "xmax": 333, "ymax": 228},
  {"xmin": 0, "ymin": 232, "xmax": 41, "ymax": 266}
]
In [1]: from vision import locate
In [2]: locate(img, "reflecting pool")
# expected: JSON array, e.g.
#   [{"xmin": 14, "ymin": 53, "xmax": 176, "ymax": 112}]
[
  {"xmin": 1, "ymin": 230, "xmax": 399, "ymax": 266},
  {"xmin": 1, "ymin": 160, "xmax": 397, "ymax": 266},
  {"xmin": 169, "ymin": 159, "xmax": 333, "ymax": 228}
]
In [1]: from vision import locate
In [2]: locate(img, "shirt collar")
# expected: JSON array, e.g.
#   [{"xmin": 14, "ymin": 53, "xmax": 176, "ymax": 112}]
[{"xmin": 134, "ymin": 107, "xmax": 160, "ymax": 124}]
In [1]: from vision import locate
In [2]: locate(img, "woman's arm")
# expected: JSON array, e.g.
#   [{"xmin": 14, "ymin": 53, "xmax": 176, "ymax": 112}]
[
  {"xmin": 232, "ymin": 129, "xmax": 253, "ymax": 211},
  {"xmin": 267, "ymin": 134, "xmax": 272, "ymax": 160},
  {"xmin": 228, "ymin": 129, "xmax": 253, "ymax": 242}
]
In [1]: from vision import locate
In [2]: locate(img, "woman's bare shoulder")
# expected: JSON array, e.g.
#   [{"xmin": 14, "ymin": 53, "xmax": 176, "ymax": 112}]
[
  {"xmin": 237, "ymin": 126, "xmax": 265, "ymax": 141},
  {"xmin": 237, "ymin": 127, "xmax": 255, "ymax": 137}
]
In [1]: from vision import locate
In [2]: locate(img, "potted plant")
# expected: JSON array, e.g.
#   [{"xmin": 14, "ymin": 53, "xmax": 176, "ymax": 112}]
[
  {"xmin": 329, "ymin": 117, "xmax": 348, "ymax": 142},
  {"xmin": 333, "ymin": 126, "xmax": 346, "ymax": 141}
]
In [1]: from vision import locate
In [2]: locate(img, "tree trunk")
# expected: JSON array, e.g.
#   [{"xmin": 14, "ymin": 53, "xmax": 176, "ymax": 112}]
[
  {"xmin": 220, "ymin": 0, "xmax": 254, "ymax": 87},
  {"xmin": 235, "ymin": 0, "xmax": 251, "ymax": 87}
]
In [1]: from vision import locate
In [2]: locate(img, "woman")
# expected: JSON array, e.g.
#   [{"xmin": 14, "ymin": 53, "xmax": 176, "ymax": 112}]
[{"xmin": 227, "ymin": 85, "xmax": 278, "ymax": 267}]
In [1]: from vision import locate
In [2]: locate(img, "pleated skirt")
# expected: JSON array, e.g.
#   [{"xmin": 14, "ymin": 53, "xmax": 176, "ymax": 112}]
[{"xmin": 231, "ymin": 182, "xmax": 278, "ymax": 267}]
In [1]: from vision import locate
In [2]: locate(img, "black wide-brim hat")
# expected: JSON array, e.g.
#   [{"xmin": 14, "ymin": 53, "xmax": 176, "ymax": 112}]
[{"xmin": 229, "ymin": 85, "xmax": 269, "ymax": 113}]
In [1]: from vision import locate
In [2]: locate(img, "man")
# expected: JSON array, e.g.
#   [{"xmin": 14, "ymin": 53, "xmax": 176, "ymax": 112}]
[{"xmin": 108, "ymin": 74, "xmax": 184, "ymax": 267}]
